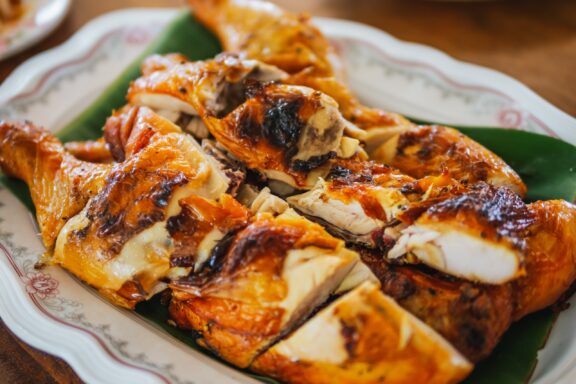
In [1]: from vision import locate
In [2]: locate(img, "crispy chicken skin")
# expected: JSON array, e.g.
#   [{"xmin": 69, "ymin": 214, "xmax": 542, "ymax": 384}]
[
  {"xmin": 252, "ymin": 282, "xmax": 472, "ymax": 384},
  {"xmin": 64, "ymin": 138, "xmax": 113, "ymax": 163},
  {"xmin": 187, "ymin": 0, "xmax": 527, "ymax": 195},
  {"xmin": 372, "ymin": 125, "xmax": 527, "ymax": 196},
  {"xmin": 169, "ymin": 210, "xmax": 358, "ymax": 367},
  {"xmin": 514, "ymin": 200, "xmax": 576, "ymax": 319},
  {"xmin": 388, "ymin": 183, "xmax": 533, "ymax": 284},
  {"xmin": 187, "ymin": 0, "xmax": 408, "ymax": 132},
  {"xmin": 0, "ymin": 121, "xmax": 110, "ymax": 248},
  {"xmin": 188, "ymin": 0, "xmax": 341, "ymax": 78},
  {"xmin": 128, "ymin": 55, "xmax": 360, "ymax": 189},
  {"xmin": 53, "ymin": 108, "xmax": 230, "ymax": 307}
]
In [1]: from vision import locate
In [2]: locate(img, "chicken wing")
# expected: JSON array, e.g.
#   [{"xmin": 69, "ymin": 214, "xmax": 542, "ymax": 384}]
[
  {"xmin": 371, "ymin": 125, "xmax": 527, "ymax": 195},
  {"xmin": 188, "ymin": 0, "xmax": 341, "ymax": 78},
  {"xmin": 0, "ymin": 121, "xmax": 110, "ymax": 248}
]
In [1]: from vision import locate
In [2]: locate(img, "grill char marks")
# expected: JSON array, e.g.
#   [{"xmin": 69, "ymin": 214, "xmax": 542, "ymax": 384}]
[
  {"xmin": 168, "ymin": 194, "xmax": 250, "ymax": 277},
  {"xmin": 235, "ymin": 84, "xmax": 306, "ymax": 165},
  {"xmin": 357, "ymin": 247, "xmax": 514, "ymax": 362},
  {"xmin": 423, "ymin": 182, "xmax": 536, "ymax": 249},
  {"xmin": 84, "ymin": 169, "xmax": 188, "ymax": 255},
  {"xmin": 380, "ymin": 125, "xmax": 528, "ymax": 195}
]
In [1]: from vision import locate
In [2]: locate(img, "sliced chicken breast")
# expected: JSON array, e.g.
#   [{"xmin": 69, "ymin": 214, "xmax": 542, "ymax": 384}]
[
  {"xmin": 169, "ymin": 211, "xmax": 359, "ymax": 367},
  {"xmin": 387, "ymin": 183, "xmax": 532, "ymax": 284},
  {"xmin": 252, "ymin": 281, "xmax": 472, "ymax": 384}
]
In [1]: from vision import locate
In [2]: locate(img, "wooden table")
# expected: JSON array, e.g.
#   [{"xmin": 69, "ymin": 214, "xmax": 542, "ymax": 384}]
[{"xmin": 0, "ymin": 0, "xmax": 575, "ymax": 382}]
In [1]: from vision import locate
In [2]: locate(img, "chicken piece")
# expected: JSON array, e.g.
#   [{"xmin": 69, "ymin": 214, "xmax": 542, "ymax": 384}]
[
  {"xmin": 388, "ymin": 183, "xmax": 533, "ymax": 284},
  {"xmin": 513, "ymin": 200, "xmax": 576, "ymax": 319},
  {"xmin": 128, "ymin": 55, "xmax": 361, "ymax": 189},
  {"xmin": 251, "ymin": 281, "xmax": 473, "ymax": 384},
  {"xmin": 141, "ymin": 53, "xmax": 190, "ymax": 76},
  {"xmin": 188, "ymin": 0, "xmax": 341, "ymax": 78},
  {"xmin": 358, "ymin": 249, "xmax": 514, "ymax": 363},
  {"xmin": 188, "ymin": 0, "xmax": 409, "ymax": 133},
  {"xmin": 371, "ymin": 125, "xmax": 527, "ymax": 196},
  {"xmin": 52, "ymin": 107, "xmax": 231, "ymax": 308},
  {"xmin": 0, "ymin": 121, "xmax": 111, "ymax": 248},
  {"xmin": 287, "ymin": 162, "xmax": 415, "ymax": 247},
  {"xmin": 169, "ymin": 209, "xmax": 359, "ymax": 367},
  {"xmin": 64, "ymin": 138, "xmax": 114, "ymax": 163},
  {"xmin": 188, "ymin": 0, "xmax": 527, "ymax": 195}
]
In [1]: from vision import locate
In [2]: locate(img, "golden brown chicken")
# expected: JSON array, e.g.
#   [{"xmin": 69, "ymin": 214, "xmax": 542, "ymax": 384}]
[
  {"xmin": 387, "ymin": 182, "xmax": 534, "ymax": 284},
  {"xmin": 127, "ymin": 54, "xmax": 363, "ymax": 190},
  {"xmin": 251, "ymin": 282, "xmax": 473, "ymax": 384},
  {"xmin": 187, "ymin": 0, "xmax": 527, "ymax": 195},
  {"xmin": 514, "ymin": 200, "xmax": 576, "ymax": 319},
  {"xmin": 188, "ymin": 0, "xmax": 341, "ymax": 78},
  {"xmin": 187, "ymin": 0, "xmax": 407, "ymax": 130},
  {"xmin": 0, "ymin": 121, "xmax": 110, "ymax": 249},
  {"xmin": 371, "ymin": 125, "xmax": 527, "ymax": 195},
  {"xmin": 359, "ymin": 249, "xmax": 515, "ymax": 363},
  {"xmin": 64, "ymin": 137, "xmax": 113, "ymax": 163},
  {"xmin": 1, "ymin": 108, "xmax": 233, "ymax": 307},
  {"xmin": 169, "ymin": 208, "xmax": 359, "ymax": 367}
]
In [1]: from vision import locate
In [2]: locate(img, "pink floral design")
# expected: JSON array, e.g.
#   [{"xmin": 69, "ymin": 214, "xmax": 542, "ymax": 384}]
[
  {"xmin": 498, "ymin": 108, "xmax": 524, "ymax": 129},
  {"xmin": 22, "ymin": 272, "xmax": 59, "ymax": 299}
]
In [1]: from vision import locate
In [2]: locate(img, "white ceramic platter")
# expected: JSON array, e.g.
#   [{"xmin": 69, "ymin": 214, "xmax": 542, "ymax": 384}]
[
  {"xmin": 0, "ymin": 0, "xmax": 71, "ymax": 61},
  {"xmin": 0, "ymin": 8, "xmax": 575, "ymax": 384}
]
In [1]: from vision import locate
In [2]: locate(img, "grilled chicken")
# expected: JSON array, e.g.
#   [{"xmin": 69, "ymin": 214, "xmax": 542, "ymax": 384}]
[
  {"xmin": 514, "ymin": 200, "xmax": 576, "ymax": 319},
  {"xmin": 128, "ymin": 54, "xmax": 529, "ymax": 285},
  {"xmin": 169, "ymin": 208, "xmax": 359, "ymax": 367},
  {"xmin": 252, "ymin": 281, "xmax": 473, "ymax": 384},
  {"xmin": 1, "ymin": 108, "xmax": 233, "ymax": 307},
  {"xmin": 187, "ymin": 0, "xmax": 527, "ymax": 195},
  {"xmin": 358, "ymin": 249, "xmax": 515, "ymax": 363},
  {"xmin": 371, "ymin": 125, "xmax": 527, "ymax": 196},
  {"xmin": 388, "ymin": 183, "xmax": 532, "ymax": 284},
  {"xmin": 128, "ymin": 54, "xmax": 362, "ymax": 189},
  {"xmin": 287, "ymin": 161, "xmax": 458, "ymax": 247},
  {"xmin": 188, "ymin": 0, "xmax": 341, "ymax": 78},
  {"xmin": 0, "ymin": 121, "xmax": 111, "ymax": 248},
  {"xmin": 187, "ymin": 0, "xmax": 408, "ymax": 131}
]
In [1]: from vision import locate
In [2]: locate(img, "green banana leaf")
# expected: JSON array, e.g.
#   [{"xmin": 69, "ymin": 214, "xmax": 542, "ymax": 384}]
[{"xmin": 2, "ymin": 10, "xmax": 575, "ymax": 384}]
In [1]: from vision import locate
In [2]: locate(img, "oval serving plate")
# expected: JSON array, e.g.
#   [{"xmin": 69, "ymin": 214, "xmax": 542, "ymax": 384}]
[
  {"xmin": 0, "ymin": 8, "xmax": 575, "ymax": 384},
  {"xmin": 0, "ymin": 0, "xmax": 71, "ymax": 61}
]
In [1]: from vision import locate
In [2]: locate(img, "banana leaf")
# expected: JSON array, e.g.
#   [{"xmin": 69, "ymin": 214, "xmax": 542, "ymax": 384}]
[{"xmin": 2, "ymin": 10, "xmax": 575, "ymax": 384}]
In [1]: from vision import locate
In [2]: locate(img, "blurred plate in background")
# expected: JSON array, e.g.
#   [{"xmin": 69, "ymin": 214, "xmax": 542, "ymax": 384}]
[{"xmin": 0, "ymin": 0, "xmax": 71, "ymax": 61}]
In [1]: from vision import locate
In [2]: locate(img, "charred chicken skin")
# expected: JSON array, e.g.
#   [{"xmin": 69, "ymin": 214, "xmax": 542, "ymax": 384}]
[
  {"xmin": 187, "ymin": 0, "xmax": 526, "ymax": 195},
  {"xmin": 1, "ymin": 108, "xmax": 231, "ymax": 307},
  {"xmin": 1, "ymin": 111, "xmax": 473, "ymax": 383},
  {"xmin": 128, "ymin": 54, "xmax": 363, "ymax": 189},
  {"xmin": 0, "ymin": 2, "xmax": 574, "ymax": 380}
]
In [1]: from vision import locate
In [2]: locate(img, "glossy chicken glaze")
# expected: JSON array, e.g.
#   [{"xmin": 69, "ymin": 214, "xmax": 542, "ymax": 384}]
[{"xmin": 188, "ymin": 0, "xmax": 527, "ymax": 195}]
